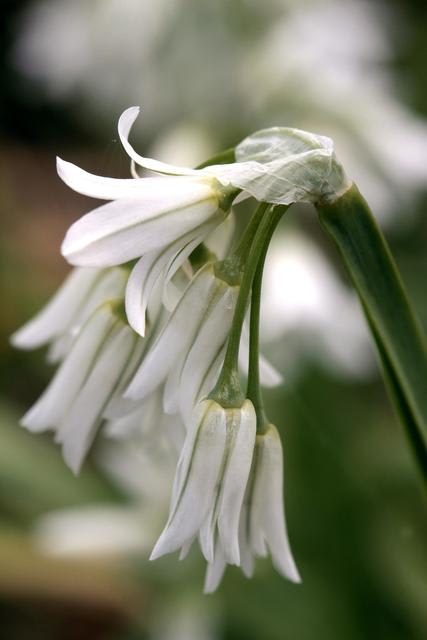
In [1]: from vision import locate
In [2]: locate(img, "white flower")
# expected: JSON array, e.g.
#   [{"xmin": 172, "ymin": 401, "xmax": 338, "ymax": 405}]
[
  {"xmin": 105, "ymin": 388, "xmax": 186, "ymax": 457},
  {"xmin": 204, "ymin": 424, "xmax": 301, "ymax": 593},
  {"xmin": 59, "ymin": 107, "xmax": 234, "ymax": 272},
  {"xmin": 150, "ymin": 399, "xmax": 256, "ymax": 566},
  {"xmin": 60, "ymin": 106, "xmax": 348, "ymax": 261},
  {"xmin": 261, "ymin": 231, "xmax": 374, "ymax": 379},
  {"xmin": 125, "ymin": 262, "xmax": 238, "ymax": 404},
  {"xmin": 11, "ymin": 266, "xmax": 128, "ymax": 361},
  {"xmin": 21, "ymin": 301, "xmax": 140, "ymax": 473}
]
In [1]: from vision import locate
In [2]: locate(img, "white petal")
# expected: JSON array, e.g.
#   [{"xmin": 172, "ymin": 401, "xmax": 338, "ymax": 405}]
[
  {"xmin": 57, "ymin": 157, "xmax": 165, "ymax": 200},
  {"xmin": 124, "ymin": 215, "xmax": 219, "ymax": 336},
  {"xmin": 258, "ymin": 353, "xmax": 283, "ymax": 387},
  {"xmin": 125, "ymin": 265, "xmax": 219, "ymax": 400},
  {"xmin": 178, "ymin": 538, "xmax": 194, "ymax": 561},
  {"xmin": 125, "ymin": 248, "xmax": 172, "ymax": 337},
  {"xmin": 47, "ymin": 267, "xmax": 129, "ymax": 363},
  {"xmin": 205, "ymin": 211, "xmax": 236, "ymax": 260},
  {"xmin": 199, "ymin": 507, "xmax": 217, "ymax": 564},
  {"xmin": 217, "ymin": 402, "xmax": 256, "ymax": 565},
  {"xmin": 197, "ymin": 346, "xmax": 226, "ymax": 403},
  {"xmin": 118, "ymin": 107, "xmax": 199, "ymax": 176},
  {"xmin": 103, "ymin": 337, "xmax": 147, "ymax": 420},
  {"xmin": 162, "ymin": 350, "xmax": 186, "ymax": 415},
  {"xmin": 179, "ymin": 283, "xmax": 238, "ymax": 424},
  {"xmin": 105, "ymin": 389, "xmax": 164, "ymax": 441},
  {"xmin": 21, "ymin": 305, "xmax": 116, "ymax": 432},
  {"xmin": 249, "ymin": 436, "xmax": 272, "ymax": 559},
  {"xmin": 161, "ymin": 411, "xmax": 186, "ymax": 455},
  {"xmin": 57, "ymin": 324, "xmax": 137, "ymax": 474},
  {"xmin": 11, "ymin": 267, "xmax": 102, "ymax": 350},
  {"xmin": 204, "ymin": 544, "xmax": 227, "ymax": 594},
  {"xmin": 62, "ymin": 184, "xmax": 218, "ymax": 267},
  {"xmin": 46, "ymin": 334, "xmax": 72, "ymax": 365},
  {"xmin": 238, "ymin": 501, "xmax": 255, "ymax": 578},
  {"xmin": 150, "ymin": 402, "xmax": 226, "ymax": 559},
  {"xmin": 161, "ymin": 220, "xmax": 219, "ymax": 311},
  {"xmin": 253, "ymin": 425, "xmax": 301, "ymax": 583}
]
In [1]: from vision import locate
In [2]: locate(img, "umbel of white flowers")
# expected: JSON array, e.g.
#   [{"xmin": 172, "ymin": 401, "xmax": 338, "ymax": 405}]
[{"xmin": 12, "ymin": 106, "xmax": 351, "ymax": 592}]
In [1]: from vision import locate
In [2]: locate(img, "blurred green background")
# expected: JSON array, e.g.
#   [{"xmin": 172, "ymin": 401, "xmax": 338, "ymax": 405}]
[{"xmin": 1, "ymin": 1, "xmax": 427, "ymax": 638}]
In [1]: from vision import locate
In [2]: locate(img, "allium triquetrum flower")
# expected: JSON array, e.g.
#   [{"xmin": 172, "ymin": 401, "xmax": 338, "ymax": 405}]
[
  {"xmin": 205, "ymin": 423, "xmax": 301, "ymax": 593},
  {"xmin": 21, "ymin": 300, "xmax": 141, "ymax": 474},
  {"xmin": 150, "ymin": 399, "xmax": 256, "ymax": 567}
]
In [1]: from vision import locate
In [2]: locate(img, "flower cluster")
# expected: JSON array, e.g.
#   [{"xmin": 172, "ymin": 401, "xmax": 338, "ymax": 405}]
[{"xmin": 13, "ymin": 107, "xmax": 350, "ymax": 591}]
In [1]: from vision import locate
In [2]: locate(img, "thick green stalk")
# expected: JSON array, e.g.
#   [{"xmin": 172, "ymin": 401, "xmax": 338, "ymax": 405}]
[{"xmin": 317, "ymin": 184, "xmax": 427, "ymax": 474}]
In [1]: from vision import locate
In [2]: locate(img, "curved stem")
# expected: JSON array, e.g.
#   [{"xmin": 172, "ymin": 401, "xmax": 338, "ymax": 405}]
[
  {"xmin": 317, "ymin": 183, "xmax": 427, "ymax": 483},
  {"xmin": 246, "ymin": 208, "xmax": 283, "ymax": 430},
  {"xmin": 210, "ymin": 204, "xmax": 288, "ymax": 407}
]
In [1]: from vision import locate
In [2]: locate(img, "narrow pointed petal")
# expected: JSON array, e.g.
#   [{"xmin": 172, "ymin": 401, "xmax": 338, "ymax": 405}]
[
  {"xmin": 150, "ymin": 403, "xmax": 226, "ymax": 559},
  {"xmin": 162, "ymin": 351, "xmax": 186, "ymax": 415},
  {"xmin": 124, "ymin": 216, "xmax": 217, "ymax": 336},
  {"xmin": 118, "ymin": 107, "xmax": 199, "ymax": 176},
  {"xmin": 205, "ymin": 211, "xmax": 236, "ymax": 260},
  {"xmin": 179, "ymin": 284, "xmax": 238, "ymax": 424},
  {"xmin": 57, "ymin": 157, "xmax": 165, "ymax": 200},
  {"xmin": 178, "ymin": 538, "xmax": 195, "ymax": 561},
  {"xmin": 217, "ymin": 402, "xmax": 256, "ymax": 565},
  {"xmin": 197, "ymin": 346, "xmax": 226, "ymax": 404},
  {"xmin": 161, "ymin": 220, "xmax": 219, "ymax": 311},
  {"xmin": 57, "ymin": 324, "xmax": 137, "ymax": 474},
  {"xmin": 125, "ymin": 265, "xmax": 219, "ymax": 400},
  {"xmin": 259, "ymin": 353, "xmax": 283, "ymax": 387},
  {"xmin": 199, "ymin": 509, "xmax": 216, "ymax": 564},
  {"xmin": 204, "ymin": 545, "xmax": 227, "ymax": 594},
  {"xmin": 11, "ymin": 267, "xmax": 102, "ymax": 350},
  {"xmin": 254, "ymin": 426, "xmax": 301, "ymax": 583},
  {"xmin": 47, "ymin": 267, "xmax": 129, "ymax": 363},
  {"xmin": 238, "ymin": 501, "xmax": 255, "ymax": 578},
  {"xmin": 61, "ymin": 183, "xmax": 218, "ymax": 267},
  {"xmin": 21, "ymin": 305, "xmax": 116, "ymax": 432},
  {"xmin": 125, "ymin": 248, "xmax": 172, "ymax": 336},
  {"xmin": 103, "ymin": 337, "xmax": 147, "ymax": 420}
]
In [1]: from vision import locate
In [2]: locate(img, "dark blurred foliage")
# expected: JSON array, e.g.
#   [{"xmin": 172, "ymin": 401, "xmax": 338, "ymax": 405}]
[{"xmin": 1, "ymin": 1, "xmax": 427, "ymax": 639}]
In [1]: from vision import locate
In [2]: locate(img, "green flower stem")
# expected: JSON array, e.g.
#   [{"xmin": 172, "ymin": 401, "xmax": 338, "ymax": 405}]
[
  {"xmin": 317, "ymin": 183, "xmax": 427, "ymax": 477},
  {"xmin": 214, "ymin": 202, "xmax": 270, "ymax": 285},
  {"xmin": 210, "ymin": 204, "xmax": 288, "ymax": 407},
  {"xmin": 246, "ymin": 207, "xmax": 284, "ymax": 432}
]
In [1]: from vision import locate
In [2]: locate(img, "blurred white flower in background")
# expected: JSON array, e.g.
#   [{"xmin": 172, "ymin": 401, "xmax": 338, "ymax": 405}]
[
  {"xmin": 260, "ymin": 229, "xmax": 374, "ymax": 379},
  {"xmin": 34, "ymin": 438, "xmax": 176, "ymax": 558},
  {"xmin": 248, "ymin": 0, "xmax": 427, "ymax": 222},
  {"xmin": 13, "ymin": 0, "xmax": 427, "ymax": 221},
  {"xmin": 148, "ymin": 595, "xmax": 220, "ymax": 640}
]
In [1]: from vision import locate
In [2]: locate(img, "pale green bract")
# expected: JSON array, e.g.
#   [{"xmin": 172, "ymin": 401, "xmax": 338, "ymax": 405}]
[{"xmin": 203, "ymin": 126, "xmax": 351, "ymax": 205}]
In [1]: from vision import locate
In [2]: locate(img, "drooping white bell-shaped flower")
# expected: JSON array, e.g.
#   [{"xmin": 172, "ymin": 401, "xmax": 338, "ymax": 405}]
[
  {"xmin": 125, "ymin": 263, "xmax": 238, "ymax": 403},
  {"xmin": 150, "ymin": 399, "xmax": 256, "ymax": 565},
  {"xmin": 21, "ymin": 300, "xmax": 141, "ymax": 473},
  {"xmin": 11, "ymin": 266, "xmax": 129, "ymax": 362},
  {"xmin": 204, "ymin": 423, "xmax": 301, "ymax": 593}
]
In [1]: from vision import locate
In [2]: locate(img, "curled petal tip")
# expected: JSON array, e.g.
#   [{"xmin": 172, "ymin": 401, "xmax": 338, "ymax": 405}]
[{"xmin": 149, "ymin": 542, "xmax": 165, "ymax": 561}]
